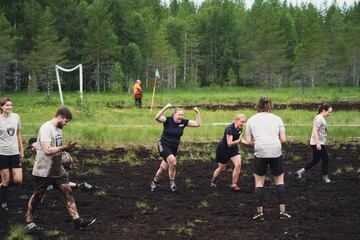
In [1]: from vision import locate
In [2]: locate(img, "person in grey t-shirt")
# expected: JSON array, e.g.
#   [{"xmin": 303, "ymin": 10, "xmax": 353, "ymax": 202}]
[
  {"xmin": 245, "ymin": 96, "xmax": 291, "ymax": 220},
  {"xmin": 25, "ymin": 107, "xmax": 95, "ymax": 232},
  {"xmin": 0, "ymin": 97, "xmax": 24, "ymax": 211},
  {"xmin": 296, "ymin": 103, "xmax": 333, "ymax": 183}
]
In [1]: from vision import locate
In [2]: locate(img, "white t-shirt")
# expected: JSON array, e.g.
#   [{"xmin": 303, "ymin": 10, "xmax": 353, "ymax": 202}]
[
  {"xmin": 246, "ymin": 112, "xmax": 285, "ymax": 158},
  {"xmin": 310, "ymin": 114, "xmax": 328, "ymax": 145},
  {"xmin": 32, "ymin": 121, "xmax": 65, "ymax": 178},
  {"xmin": 0, "ymin": 113, "xmax": 21, "ymax": 155}
]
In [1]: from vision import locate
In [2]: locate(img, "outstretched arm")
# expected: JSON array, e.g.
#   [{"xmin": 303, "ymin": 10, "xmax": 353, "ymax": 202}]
[
  {"xmin": 187, "ymin": 107, "xmax": 201, "ymax": 127},
  {"xmin": 155, "ymin": 103, "xmax": 172, "ymax": 123}
]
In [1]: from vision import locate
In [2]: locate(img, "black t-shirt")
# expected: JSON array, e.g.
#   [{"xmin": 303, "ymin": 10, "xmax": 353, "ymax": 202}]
[
  {"xmin": 160, "ymin": 117, "xmax": 189, "ymax": 148},
  {"xmin": 218, "ymin": 123, "xmax": 242, "ymax": 151}
]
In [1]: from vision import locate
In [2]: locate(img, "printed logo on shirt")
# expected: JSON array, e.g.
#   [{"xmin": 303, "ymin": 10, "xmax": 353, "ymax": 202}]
[
  {"xmin": 55, "ymin": 135, "xmax": 62, "ymax": 147},
  {"xmin": 179, "ymin": 124, "xmax": 184, "ymax": 127},
  {"xmin": 7, "ymin": 128, "xmax": 15, "ymax": 136}
]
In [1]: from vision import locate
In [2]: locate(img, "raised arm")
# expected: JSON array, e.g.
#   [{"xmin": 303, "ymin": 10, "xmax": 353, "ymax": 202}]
[
  {"xmin": 155, "ymin": 103, "xmax": 172, "ymax": 123},
  {"xmin": 187, "ymin": 107, "xmax": 201, "ymax": 127}
]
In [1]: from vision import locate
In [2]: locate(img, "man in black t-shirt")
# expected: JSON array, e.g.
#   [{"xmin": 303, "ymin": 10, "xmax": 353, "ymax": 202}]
[
  {"xmin": 211, "ymin": 114, "xmax": 247, "ymax": 191},
  {"xmin": 150, "ymin": 103, "xmax": 201, "ymax": 192}
]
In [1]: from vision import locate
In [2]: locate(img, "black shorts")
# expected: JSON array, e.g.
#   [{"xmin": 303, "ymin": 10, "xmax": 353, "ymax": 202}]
[
  {"xmin": 157, "ymin": 141, "xmax": 178, "ymax": 162},
  {"xmin": 0, "ymin": 155, "xmax": 21, "ymax": 170},
  {"xmin": 253, "ymin": 156, "xmax": 284, "ymax": 176},
  {"xmin": 33, "ymin": 175, "xmax": 69, "ymax": 190},
  {"xmin": 215, "ymin": 144, "xmax": 239, "ymax": 164}
]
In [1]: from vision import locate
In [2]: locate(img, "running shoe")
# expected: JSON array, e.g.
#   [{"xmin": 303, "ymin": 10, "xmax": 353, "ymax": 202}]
[
  {"xmin": 230, "ymin": 184, "xmax": 240, "ymax": 191},
  {"xmin": 150, "ymin": 181, "xmax": 160, "ymax": 191},
  {"xmin": 296, "ymin": 169, "xmax": 305, "ymax": 180},
  {"xmin": 1, "ymin": 202, "xmax": 8, "ymax": 211},
  {"xmin": 74, "ymin": 218, "xmax": 96, "ymax": 230},
  {"xmin": 77, "ymin": 182, "xmax": 93, "ymax": 191},
  {"xmin": 252, "ymin": 212, "xmax": 264, "ymax": 221},
  {"xmin": 170, "ymin": 183, "xmax": 177, "ymax": 192},
  {"xmin": 24, "ymin": 222, "xmax": 42, "ymax": 233},
  {"xmin": 323, "ymin": 175, "xmax": 332, "ymax": 183},
  {"xmin": 279, "ymin": 211, "xmax": 292, "ymax": 220},
  {"xmin": 210, "ymin": 182, "xmax": 217, "ymax": 188}
]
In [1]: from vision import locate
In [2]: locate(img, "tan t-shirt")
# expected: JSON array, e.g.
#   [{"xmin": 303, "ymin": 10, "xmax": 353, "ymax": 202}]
[{"xmin": 32, "ymin": 121, "xmax": 65, "ymax": 178}]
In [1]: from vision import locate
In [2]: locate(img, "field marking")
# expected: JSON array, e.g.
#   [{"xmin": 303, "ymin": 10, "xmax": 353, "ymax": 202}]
[{"xmin": 21, "ymin": 123, "xmax": 360, "ymax": 127}]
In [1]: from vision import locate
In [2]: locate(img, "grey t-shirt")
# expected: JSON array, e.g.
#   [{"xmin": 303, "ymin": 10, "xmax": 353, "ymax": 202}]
[
  {"xmin": 246, "ymin": 112, "xmax": 285, "ymax": 158},
  {"xmin": 0, "ymin": 113, "xmax": 21, "ymax": 155},
  {"xmin": 310, "ymin": 114, "xmax": 328, "ymax": 145},
  {"xmin": 32, "ymin": 121, "xmax": 65, "ymax": 178}
]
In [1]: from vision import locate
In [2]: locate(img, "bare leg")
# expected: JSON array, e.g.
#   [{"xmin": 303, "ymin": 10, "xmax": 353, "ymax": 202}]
[
  {"xmin": 154, "ymin": 160, "xmax": 168, "ymax": 182},
  {"xmin": 58, "ymin": 183, "xmax": 80, "ymax": 220},
  {"xmin": 12, "ymin": 168, "xmax": 23, "ymax": 184},
  {"xmin": 230, "ymin": 155, "xmax": 241, "ymax": 185},
  {"xmin": 211, "ymin": 163, "xmax": 227, "ymax": 183},
  {"xmin": 167, "ymin": 155, "xmax": 177, "ymax": 181},
  {"xmin": 26, "ymin": 188, "xmax": 47, "ymax": 223}
]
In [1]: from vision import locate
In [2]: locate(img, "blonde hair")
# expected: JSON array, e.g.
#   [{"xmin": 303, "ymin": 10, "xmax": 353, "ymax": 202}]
[
  {"xmin": 171, "ymin": 107, "xmax": 183, "ymax": 117},
  {"xmin": 234, "ymin": 113, "xmax": 246, "ymax": 121}
]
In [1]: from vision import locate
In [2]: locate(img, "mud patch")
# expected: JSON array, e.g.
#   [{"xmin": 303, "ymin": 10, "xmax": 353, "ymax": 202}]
[{"xmin": 1, "ymin": 143, "xmax": 359, "ymax": 240}]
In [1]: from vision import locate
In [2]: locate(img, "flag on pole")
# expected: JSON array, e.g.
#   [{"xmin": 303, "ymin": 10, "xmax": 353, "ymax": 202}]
[{"xmin": 151, "ymin": 68, "xmax": 160, "ymax": 111}]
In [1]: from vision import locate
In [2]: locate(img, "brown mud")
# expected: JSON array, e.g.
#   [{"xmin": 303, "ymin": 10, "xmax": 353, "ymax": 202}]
[
  {"xmin": 111, "ymin": 102, "xmax": 360, "ymax": 111},
  {"xmin": 0, "ymin": 143, "xmax": 359, "ymax": 240}
]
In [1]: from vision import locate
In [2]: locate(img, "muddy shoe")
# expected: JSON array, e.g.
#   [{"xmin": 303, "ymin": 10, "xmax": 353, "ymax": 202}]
[
  {"xmin": 230, "ymin": 184, "xmax": 240, "ymax": 191},
  {"xmin": 24, "ymin": 222, "xmax": 42, "ymax": 233},
  {"xmin": 170, "ymin": 183, "xmax": 177, "ymax": 192},
  {"xmin": 1, "ymin": 202, "xmax": 9, "ymax": 211},
  {"xmin": 77, "ymin": 182, "xmax": 93, "ymax": 191},
  {"xmin": 296, "ymin": 168, "xmax": 305, "ymax": 180},
  {"xmin": 279, "ymin": 211, "xmax": 291, "ymax": 220},
  {"xmin": 210, "ymin": 182, "xmax": 217, "ymax": 188},
  {"xmin": 150, "ymin": 181, "xmax": 160, "ymax": 191},
  {"xmin": 322, "ymin": 175, "xmax": 332, "ymax": 183},
  {"xmin": 252, "ymin": 212, "xmax": 264, "ymax": 221},
  {"xmin": 74, "ymin": 218, "xmax": 96, "ymax": 230}
]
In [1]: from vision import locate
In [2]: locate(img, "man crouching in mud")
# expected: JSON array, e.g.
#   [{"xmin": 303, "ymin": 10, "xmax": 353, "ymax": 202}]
[{"xmin": 25, "ymin": 107, "xmax": 95, "ymax": 233}]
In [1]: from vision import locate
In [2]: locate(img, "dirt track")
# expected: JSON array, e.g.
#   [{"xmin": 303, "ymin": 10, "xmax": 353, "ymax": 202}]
[
  {"xmin": 111, "ymin": 102, "xmax": 360, "ymax": 111},
  {"xmin": 0, "ymin": 143, "xmax": 359, "ymax": 240}
]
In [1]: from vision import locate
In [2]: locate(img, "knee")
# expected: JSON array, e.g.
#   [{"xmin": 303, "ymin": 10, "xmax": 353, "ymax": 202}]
[
  {"xmin": 219, "ymin": 166, "xmax": 226, "ymax": 172},
  {"xmin": 167, "ymin": 157, "xmax": 177, "ymax": 167}
]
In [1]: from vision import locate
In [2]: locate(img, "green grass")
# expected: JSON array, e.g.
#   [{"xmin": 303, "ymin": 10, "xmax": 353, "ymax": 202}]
[{"xmin": 3, "ymin": 88, "xmax": 359, "ymax": 147}]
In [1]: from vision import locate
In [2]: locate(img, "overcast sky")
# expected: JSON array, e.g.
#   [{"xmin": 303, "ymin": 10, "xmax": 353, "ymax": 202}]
[{"xmin": 164, "ymin": 0, "xmax": 358, "ymax": 8}]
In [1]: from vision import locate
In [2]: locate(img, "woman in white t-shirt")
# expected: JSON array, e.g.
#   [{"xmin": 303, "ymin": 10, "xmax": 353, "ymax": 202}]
[
  {"xmin": 296, "ymin": 103, "xmax": 333, "ymax": 183},
  {"xmin": 0, "ymin": 97, "xmax": 24, "ymax": 211}
]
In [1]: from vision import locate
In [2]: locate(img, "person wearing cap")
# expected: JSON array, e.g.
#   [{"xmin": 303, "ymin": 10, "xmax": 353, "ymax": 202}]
[
  {"xmin": 245, "ymin": 96, "xmax": 291, "ymax": 220},
  {"xmin": 133, "ymin": 79, "xmax": 143, "ymax": 107}
]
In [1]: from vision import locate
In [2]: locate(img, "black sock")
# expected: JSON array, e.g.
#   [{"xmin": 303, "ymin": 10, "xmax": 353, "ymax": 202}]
[
  {"xmin": 255, "ymin": 187, "xmax": 264, "ymax": 208},
  {"xmin": 0, "ymin": 185, "xmax": 8, "ymax": 203},
  {"xmin": 276, "ymin": 184, "xmax": 286, "ymax": 205}
]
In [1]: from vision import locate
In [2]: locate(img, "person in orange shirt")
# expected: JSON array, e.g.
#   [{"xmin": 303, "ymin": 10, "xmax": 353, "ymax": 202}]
[{"xmin": 133, "ymin": 79, "xmax": 143, "ymax": 107}]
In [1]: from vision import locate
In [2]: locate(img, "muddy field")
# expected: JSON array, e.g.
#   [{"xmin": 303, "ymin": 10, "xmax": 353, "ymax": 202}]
[
  {"xmin": 112, "ymin": 101, "xmax": 360, "ymax": 111},
  {"xmin": 0, "ymin": 143, "xmax": 359, "ymax": 240}
]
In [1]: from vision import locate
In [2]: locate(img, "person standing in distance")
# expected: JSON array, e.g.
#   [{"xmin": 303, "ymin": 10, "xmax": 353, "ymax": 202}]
[
  {"xmin": 246, "ymin": 96, "xmax": 291, "ymax": 220},
  {"xmin": 210, "ymin": 114, "xmax": 248, "ymax": 191},
  {"xmin": 25, "ymin": 107, "xmax": 95, "ymax": 232},
  {"xmin": 150, "ymin": 103, "xmax": 201, "ymax": 192},
  {"xmin": 0, "ymin": 97, "xmax": 24, "ymax": 211},
  {"xmin": 133, "ymin": 79, "xmax": 143, "ymax": 107},
  {"xmin": 296, "ymin": 103, "xmax": 333, "ymax": 183}
]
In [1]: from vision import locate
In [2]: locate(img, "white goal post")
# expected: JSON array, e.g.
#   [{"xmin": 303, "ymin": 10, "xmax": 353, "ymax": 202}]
[{"xmin": 55, "ymin": 64, "xmax": 83, "ymax": 105}]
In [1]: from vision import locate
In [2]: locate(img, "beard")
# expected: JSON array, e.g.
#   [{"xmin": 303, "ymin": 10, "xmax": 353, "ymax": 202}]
[{"xmin": 57, "ymin": 122, "xmax": 64, "ymax": 129}]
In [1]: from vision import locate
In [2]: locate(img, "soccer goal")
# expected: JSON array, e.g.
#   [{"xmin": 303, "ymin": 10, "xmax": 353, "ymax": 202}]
[{"xmin": 55, "ymin": 64, "xmax": 83, "ymax": 105}]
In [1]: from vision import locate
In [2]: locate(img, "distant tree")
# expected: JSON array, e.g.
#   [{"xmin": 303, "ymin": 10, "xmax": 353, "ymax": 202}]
[
  {"xmin": 83, "ymin": 0, "xmax": 118, "ymax": 92},
  {"xmin": 0, "ymin": 13, "xmax": 14, "ymax": 93},
  {"xmin": 24, "ymin": 7, "xmax": 68, "ymax": 103},
  {"xmin": 121, "ymin": 42, "xmax": 142, "ymax": 92},
  {"xmin": 109, "ymin": 61, "xmax": 124, "ymax": 91}
]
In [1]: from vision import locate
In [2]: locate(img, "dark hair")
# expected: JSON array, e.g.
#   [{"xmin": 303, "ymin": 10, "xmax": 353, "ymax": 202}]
[
  {"xmin": 255, "ymin": 96, "xmax": 273, "ymax": 112},
  {"xmin": 55, "ymin": 107, "xmax": 72, "ymax": 120},
  {"xmin": 0, "ymin": 97, "xmax": 12, "ymax": 114},
  {"xmin": 317, "ymin": 103, "xmax": 332, "ymax": 114}
]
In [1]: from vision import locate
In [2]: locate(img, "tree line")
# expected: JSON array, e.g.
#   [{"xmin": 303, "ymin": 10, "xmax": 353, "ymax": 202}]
[{"xmin": 0, "ymin": 0, "xmax": 359, "ymax": 97}]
